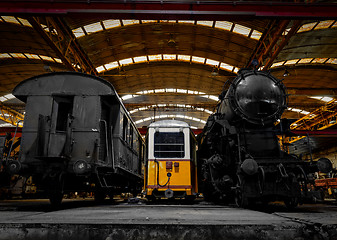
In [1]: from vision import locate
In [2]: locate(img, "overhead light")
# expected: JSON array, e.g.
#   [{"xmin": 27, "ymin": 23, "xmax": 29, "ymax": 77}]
[
  {"xmin": 168, "ymin": 33, "xmax": 176, "ymax": 47},
  {"xmin": 211, "ymin": 66, "xmax": 219, "ymax": 76},
  {"xmin": 283, "ymin": 68, "xmax": 290, "ymax": 77}
]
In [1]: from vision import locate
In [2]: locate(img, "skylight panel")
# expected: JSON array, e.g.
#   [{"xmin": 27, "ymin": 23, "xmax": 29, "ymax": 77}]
[
  {"xmin": 122, "ymin": 20, "xmax": 139, "ymax": 26},
  {"xmin": 165, "ymin": 88, "xmax": 176, "ymax": 93},
  {"xmin": 233, "ymin": 24, "xmax": 251, "ymax": 37},
  {"xmin": 54, "ymin": 58, "xmax": 62, "ymax": 63},
  {"xmin": 314, "ymin": 20, "xmax": 334, "ymax": 30},
  {"xmin": 160, "ymin": 20, "xmax": 176, "ymax": 23},
  {"xmin": 83, "ymin": 22, "xmax": 103, "ymax": 34},
  {"xmin": 119, "ymin": 58, "xmax": 133, "ymax": 65},
  {"xmin": 17, "ymin": 17, "xmax": 32, "ymax": 27},
  {"xmin": 298, "ymin": 58, "xmax": 313, "ymax": 64},
  {"xmin": 121, "ymin": 94, "xmax": 134, "ymax": 100},
  {"xmin": 284, "ymin": 59, "xmax": 299, "ymax": 65},
  {"xmin": 103, "ymin": 19, "xmax": 121, "ymax": 29},
  {"xmin": 129, "ymin": 109, "xmax": 138, "ymax": 114},
  {"xmin": 39, "ymin": 55, "xmax": 54, "ymax": 61},
  {"xmin": 290, "ymin": 108, "xmax": 303, "ymax": 113},
  {"xmin": 10, "ymin": 53, "xmax": 26, "ymax": 58},
  {"xmin": 310, "ymin": 96, "xmax": 334, "ymax": 102},
  {"xmin": 326, "ymin": 58, "xmax": 337, "ymax": 64},
  {"xmin": 271, "ymin": 61, "xmax": 285, "ymax": 68},
  {"xmin": 250, "ymin": 30, "xmax": 262, "ymax": 40},
  {"xmin": 206, "ymin": 59, "xmax": 219, "ymax": 66},
  {"xmin": 148, "ymin": 54, "xmax": 162, "ymax": 61},
  {"xmin": 177, "ymin": 89, "xmax": 187, "ymax": 93},
  {"xmin": 214, "ymin": 21, "xmax": 232, "ymax": 31},
  {"xmin": 141, "ymin": 20, "xmax": 157, "ymax": 24},
  {"xmin": 163, "ymin": 54, "xmax": 176, "ymax": 60},
  {"xmin": 321, "ymin": 97, "xmax": 334, "ymax": 102},
  {"xmin": 96, "ymin": 66, "xmax": 105, "ymax": 73},
  {"xmin": 178, "ymin": 20, "xmax": 194, "ymax": 24},
  {"xmin": 197, "ymin": 21, "xmax": 213, "ymax": 27},
  {"xmin": 155, "ymin": 89, "xmax": 165, "ymax": 93},
  {"xmin": 105, "ymin": 61, "xmax": 119, "ymax": 70},
  {"xmin": 177, "ymin": 55, "xmax": 191, "ymax": 61},
  {"xmin": 220, "ymin": 62, "xmax": 234, "ymax": 71},
  {"xmin": 332, "ymin": 21, "xmax": 337, "ymax": 28},
  {"xmin": 133, "ymin": 56, "xmax": 147, "ymax": 63},
  {"xmin": 312, "ymin": 58, "xmax": 328, "ymax": 64},
  {"xmin": 0, "ymin": 123, "xmax": 14, "ymax": 127},
  {"xmin": 2, "ymin": 16, "xmax": 20, "ymax": 25},
  {"xmin": 72, "ymin": 27, "xmax": 86, "ymax": 38},
  {"xmin": 4, "ymin": 94, "xmax": 15, "ymax": 100},
  {"xmin": 192, "ymin": 56, "xmax": 205, "ymax": 64},
  {"xmin": 297, "ymin": 22, "xmax": 317, "ymax": 33},
  {"xmin": 24, "ymin": 53, "xmax": 40, "ymax": 59},
  {"xmin": 208, "ymin": 95, "xmax": 219, "ymax": 101},
  {"xmin": 0, "ymin": 53, "xmax": 11, "ymax": 59}
]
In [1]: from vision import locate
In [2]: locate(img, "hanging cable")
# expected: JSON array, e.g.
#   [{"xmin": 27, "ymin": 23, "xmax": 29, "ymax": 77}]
[{"xmin": 155, "ymin": 159, "xmax": 171, "ymax": 188}]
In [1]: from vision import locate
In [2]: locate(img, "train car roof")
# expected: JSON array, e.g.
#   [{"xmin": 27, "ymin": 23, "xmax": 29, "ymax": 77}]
[
  {"xmin": 149, "ymin": 120, "xmax": 190, "ymax": 128},
  {"xmin": 12, "ymin": 72, "xmax": 118, "ymax": 102}
]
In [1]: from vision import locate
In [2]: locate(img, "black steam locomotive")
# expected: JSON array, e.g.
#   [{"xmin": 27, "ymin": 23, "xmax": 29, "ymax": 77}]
[
  {"xmin": 6, "ymin": 72, "xmax": 144, "ymax": 205},
  {"xmin": 198, "ymin": 69, "xmax": 329, "ymax": 208}
]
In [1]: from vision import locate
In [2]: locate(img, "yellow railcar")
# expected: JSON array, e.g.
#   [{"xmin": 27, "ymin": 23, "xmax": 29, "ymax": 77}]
[{"xmin": 143, "ymin": 120, "xmax": 198, "ymax": 200}]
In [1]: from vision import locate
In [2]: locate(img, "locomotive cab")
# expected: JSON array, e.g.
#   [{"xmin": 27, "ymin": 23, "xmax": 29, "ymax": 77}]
[{"xmin": 144, "ymin": 120, "xmax": 198, "ymax": 201}]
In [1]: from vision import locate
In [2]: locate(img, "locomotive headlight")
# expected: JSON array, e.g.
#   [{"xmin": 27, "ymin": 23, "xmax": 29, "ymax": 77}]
[
  {"xmin": 241, "ymin": 158, "xmax": 258, "ymax": 175},
  {"xmin": 73, "ymin": 160, "xmax": 91, "ymax": 175}
]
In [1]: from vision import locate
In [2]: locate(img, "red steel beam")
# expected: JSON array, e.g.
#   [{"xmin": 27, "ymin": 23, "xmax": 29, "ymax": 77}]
[{"xmin": 1, "ymin": 2, "xmax": 337, "ymax": 18}]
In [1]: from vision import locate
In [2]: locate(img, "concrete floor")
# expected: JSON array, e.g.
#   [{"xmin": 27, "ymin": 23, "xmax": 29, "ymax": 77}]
[{"xmin": 0, "ymin": 199, "xmax": 336, "ymax": 240}]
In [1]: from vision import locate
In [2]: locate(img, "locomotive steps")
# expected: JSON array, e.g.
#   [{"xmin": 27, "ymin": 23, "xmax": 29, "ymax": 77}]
[{"xmin": 0, "ymin": 199, "xmax": 337, "ymax": 240}]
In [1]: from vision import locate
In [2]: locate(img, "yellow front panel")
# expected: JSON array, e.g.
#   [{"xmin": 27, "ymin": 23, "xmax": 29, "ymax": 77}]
[{"xmin": 147, "ymin": 160, "xmax": 192, "ymax": 190}]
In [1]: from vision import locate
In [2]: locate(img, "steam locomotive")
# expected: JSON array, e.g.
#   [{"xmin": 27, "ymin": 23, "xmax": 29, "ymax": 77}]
[
  {"xmin": 6, "ymin": 72, "xmax": 144, "ymax": 205},
  {"xmin": 197, "ymin": 69, "xmax": 330, "ymax": 208}
]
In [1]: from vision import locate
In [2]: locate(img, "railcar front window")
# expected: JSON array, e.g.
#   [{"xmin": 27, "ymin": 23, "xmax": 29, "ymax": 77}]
[{"xmin": 154, "ymin": 132, "xmax": 184, "ymax": 158}]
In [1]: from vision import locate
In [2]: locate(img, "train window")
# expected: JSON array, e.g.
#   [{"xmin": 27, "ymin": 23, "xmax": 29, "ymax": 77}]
[
  {"xmin": 55, "ymin": 100, "xmax": 73, "ymax": 132},
  {"xmin": 123, "ymin": 115, "xmax": 128, "ymax": 141},
  {"xmin": 154, "ymin": 132, "xmax": 185, "ymax": 158},
  {"xmin": 129, "ymin": 124, "xmax": 133, "ymax": 147}
]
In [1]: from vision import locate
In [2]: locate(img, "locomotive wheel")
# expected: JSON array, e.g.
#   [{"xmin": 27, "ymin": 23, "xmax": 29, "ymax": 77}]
[
  {"xmin": 49, "ymin": 191, "xmax": 64, "ymax": 206},
  {"xmin": 284, "ymin": 197, "xmax": 298, "ymax": 209},
  {"xmin": 48, "ymin": 173, "xmax": 64, "ymax": 206},
  {"xmin": 94, "ymin": 189, "xmax": 106, "ymax": 203},
  {"xmin": 235, "ymin": 176, "xmax": 249, "ymax": 208}
]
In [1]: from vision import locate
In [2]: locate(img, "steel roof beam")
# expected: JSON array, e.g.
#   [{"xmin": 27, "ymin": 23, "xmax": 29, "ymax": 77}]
[
  {"xmin": 246, "ymin": 20, "xmax": 301, "ymax": 70},
  {"xmin": 1, "ymin": 2, "xmax": 337, "ymax": 18},
  {"xmin": 28, "ymin": 16, "xmax": 98, "ymax": 76},
  {"xmin": 0, "ymin": 102, "xmax": 24, "ymax": 126}
]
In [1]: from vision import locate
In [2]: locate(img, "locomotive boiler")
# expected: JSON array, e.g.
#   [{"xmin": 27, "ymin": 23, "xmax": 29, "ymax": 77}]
[
  {"xmin": 198, "ymin": 69, "xmax": 328, "ymax": 208},
  {"xmin": 7, "ymin": 72, "xmax": 144, "ymax": 205}
]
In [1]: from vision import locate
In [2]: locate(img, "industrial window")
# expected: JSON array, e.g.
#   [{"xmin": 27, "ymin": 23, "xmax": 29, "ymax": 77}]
[{"xmin": 154, "ymin": 132, "xmax": 185, "ymax": 158}]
